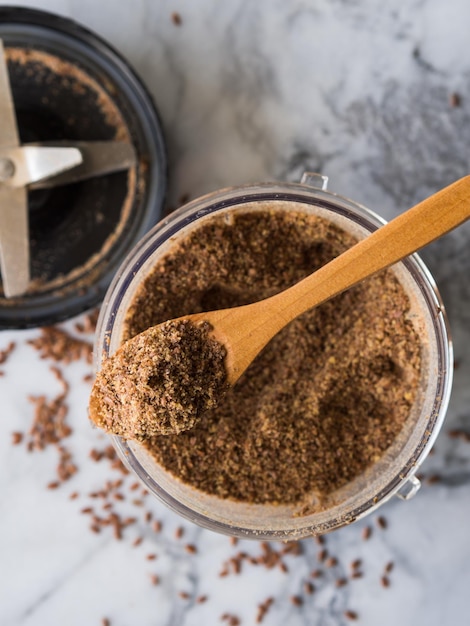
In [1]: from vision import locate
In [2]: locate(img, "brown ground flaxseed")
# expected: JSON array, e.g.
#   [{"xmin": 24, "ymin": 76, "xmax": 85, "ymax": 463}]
[
  {"xmin": 119, "ymin": 207, "xmax": 421, "ymax": 507},
  {"xmin": 89, "ymin": 319, "xmax": 227, "ymax": 439}
]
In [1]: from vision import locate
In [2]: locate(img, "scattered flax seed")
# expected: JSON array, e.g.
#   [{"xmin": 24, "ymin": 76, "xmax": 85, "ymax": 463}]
[
  {"xmin": 144, "ymin": 511, "xmax": 152, "ymax": 523},
  {"xmin": 101, "ymin": 619, "xmax": 110, "ymax": 626},
  {"xmin": 318, "ymin": 548, "xmax": 328, "ymax": 562},
  {"xmin": 11, "ymin": 432, "xmax": 23, "ymax": 445},
  {"xmin": 28, "ymin": 326, "xmax": 92, "ymax": 364},
  {"xmin": 311, "ymin": 569, "xmax": 323, "ymax": 579},
  {"xmin": 381, "ymin": 575, "xmax": 391, "ymax": 588},
  {"xmin": 304, "ymin": 582, "xmax": 315, "ymax": 594},
  {"xmin": 197, "ymin": 595, "xmax": 208, "ymax": 604},
  {"xmin": 69, "ymin": 491, "xmax": 79, "ymax": 500},
  {"xmin": 448, "ymin": 429, "xmax": 470, "ymax": 443},
  {"xmin": 336, "ymin": 578, "xmax": 348, "ymax": 588},
  {"xmin": 47, "ymin": 481, "xmax": 60, "ymax": 489},
  {"xmin": 130, "ymin": 481, "xmax": 140, "ymax": 491},
  {"xmin": 146, "ymin": 553, "xmax": 157, "ymax": 561},
  {"xmin": 171, "ymin": 11, "xmax": 182, "ymax": 25},
  {"xmin": 351, "ymin": 559, "xmax": 362, "ymax": 570},
  {"xmin": 0, "ymin": 340, "xmax": 15, "ymax": 364},
  {"xmin": 351, "ymin": 571, "xmax": 364, "ymax": 579},
  {"xmin": 344, "ymin": 610, "xmax": 359, "ymax": 621},
  {"xmin": 221, "ymin": 615, "xmax": 240, "ymax": 626},
  {"xmin": 178, "ymin": 591, "xmax": 190, "ymax": 599},
  {"xmin": 185, "ymin": 543, "xmax": 198, "ymax": 554},
  {"xmin": 75, "ymin": 309, "xmax": 99, "ymax": 334},
  {"xmin": 230, "ymin": 536, "xmax": 239, "ymax": 546},
  {"xmin": 325, "ymin": 556, "xmax": 338, "ymax": 568},
  {"xmin": 175, "ymin": 526, "xmax": 184, "ymax": 539},
  {"xmin": 385, "ymin": 561, "xmax": 394, "ymax": 574},
  {"xmin": 132, "ymin": 537, "xmax": 143, "ymax": 547},
  {"xmin": 376, "ymin": 516, "xmax": 388, "ymax": 529},
  {"xmin": 426, "ymin": 474, "xmax": 441, "ymax": 485},
  {"xmin": 290, "ymin": 595, "xmax": 303, "ymax": 607},
  {"xmin": 150, "ymin": 574, "xmax": 160, "ymax": 586},
  {"xmin": 362, "ymin": 526, "xmax": 372, "ymax": 540},
  {"xmin": 153, "ymin": 520, "xmax": 162, "ymax": 533},
  {"xmin": 449, "ymin": 92, "xmax": 461, "ymax": 107},
  {"xmin": 256, "ymin": 597, "xmax": 274, "ymax": 623},
  {"xmin": 81, "ymin": 506, "xmax": 93, "ymax": 514},
  {"xmin": 315, "ymin": 535, "xmax": 325, "ymax": 545}
]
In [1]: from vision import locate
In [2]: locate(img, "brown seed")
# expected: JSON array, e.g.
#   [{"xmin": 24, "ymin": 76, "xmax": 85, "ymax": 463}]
[
  {"xmin": 81, "ymin": 507, "xmax": 93, "ymax": 514},
  {"xmin": 317, "ymin": 548, "xmax": 328, "ymax": 562},
  {"xmin": 47, "ymin": 481, "xmax": 60, "ymax": 490},
  {"xmin": 11, "ymin": 431, "xmax": 23, "ymax": 445},
  {"xmin": 385, "ymin": 561, "xmax": 394, "ymax": 574},
  {"xmin": 381, "ymin": 575, "xmax": 391, "ymax": 588},
  {"xmin": 185, "ymin": 543, "xmax": 197, "ymax": 554},
  {"xmin": 376, "ymin": 516, "xmax": 387, "ymax": 529},
  {"xmin": 153, "ymin": 520, "xmax": 162, "ymax": 533},
  {"xmin": 449, "ymin": 92, "xmax": 462, "ymax": 107},
  {"xmin": 132, "ymin": 537, "xmax": 143, "ymax": 547},
  {"xmin": 101, "ymin": 619, "xmax": 110, "ymax": 626},
  {"xmin": 311, "ymin": 569, "xmax": 323, "ymax": 578},
  {"xmin": 351, "ymin": 571, "xmax": 363, "ymax": 579},
  {"xmin": 350, "ymin": 559, "xmax": 362, "ymax": 570},
  {"xmin": 304, "ymin": 581, "xmax": 315, "ymax": 594},
  {"xmin": 325, "ymin": 556, "xmax": 338, "ymax": 568},
  {"xmin": 179, "ymin": 591, "xmax": 190, "ymax": 599},
  {"xmin": 230, "ymin": 536, "xmax": 239, "ymax": 546},
  {"xmin": 171, "ymin": 11, "xmax": 182, "ymax": 25},
  {"xmin": 362, "ymin": 526, "xmax": 372, "ymax": 540},
  {"xmin": 344, "ymin": 610, "xmax": 359, "ymax": 621},
  {"xmin": 146, "ymin": 553, "xmax": 157, "ymax": 560},
  {"xmin": 336, "ymin": 578, "xmax": 348, "ymax": 587},
  {"xmin": 197, "ymin": 595, "xmax": 208, "ymax": 603},
  {"xmin": 69, "ymin": 491, "xmax": 79, "ymax": 500},
  {"xmin": 175, "ymin": 526, "xmax": 184, "ymax": 539},
  {"xmin": 290, "ymin": 595, "xmax": 303, "ymax": 607},
  {"xmin": 150, "ymin": 574, "xmax": 160, "ymax": 585}
]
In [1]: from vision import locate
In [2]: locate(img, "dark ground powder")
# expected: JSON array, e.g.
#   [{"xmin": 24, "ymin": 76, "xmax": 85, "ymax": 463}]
[
  {"xmin": 90, "ymin": 319, "xmax": 227, "ymax": 439},
  {"xmin": 122, "ymin": 207, "xmax": 422, "ymax": 507}
]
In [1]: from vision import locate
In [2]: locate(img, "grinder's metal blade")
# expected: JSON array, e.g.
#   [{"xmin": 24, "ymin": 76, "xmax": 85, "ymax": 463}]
[
  {"xmin": 0, "ymin": 38, "xmax": 29, "ymax": 298},
  {"xmin": 0, "ymin": 39, "xmax": 19, "ymax": 149},
  {"xmin": 0, "ymin": 146, "xmax": 83, "ymax": 187},
  {"xmin": 0, "ymin": 185, "xmax": 29, "ymax": 298},
  {"xmin": 30, "ymin": 141, "xmax": 137, "ymax": 189}
]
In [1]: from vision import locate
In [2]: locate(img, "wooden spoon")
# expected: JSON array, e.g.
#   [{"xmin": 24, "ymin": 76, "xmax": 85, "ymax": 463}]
[
  {"xmin": 90, "ymin": 176, "xmax": 470, "ymax": 439},
  {"xmin": 183, "ymin": 175, "xmax": 470, "ymax": 385}
]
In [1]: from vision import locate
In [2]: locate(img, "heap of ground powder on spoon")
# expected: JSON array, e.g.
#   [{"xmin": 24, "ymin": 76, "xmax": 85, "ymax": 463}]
[
  {"xmin": 92, "ymin": 205, "xmax": 422, "ymax": 508},
  {"xmin": 90, "ymin": 319, "xmax": 227, "ymax": 439}
]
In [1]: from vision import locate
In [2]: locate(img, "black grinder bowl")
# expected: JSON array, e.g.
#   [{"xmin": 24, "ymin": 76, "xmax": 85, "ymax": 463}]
[{"xmin": 0, "ymin": 7, "xmax": 167, "ymax": 328}]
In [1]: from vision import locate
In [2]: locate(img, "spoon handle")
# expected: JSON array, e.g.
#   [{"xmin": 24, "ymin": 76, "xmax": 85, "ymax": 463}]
[{"xmin": 269, "ymin": 174, "xmax": 470, "ymax": 323}]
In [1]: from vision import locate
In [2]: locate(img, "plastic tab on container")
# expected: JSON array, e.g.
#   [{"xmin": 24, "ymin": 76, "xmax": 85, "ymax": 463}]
[
  {"xmin": 300, "ymin": 172, "xmax": 328, "ymax": 190},
  {"xmin": 395, "ymin": 475, "xmax": 421, "ymax": 501}
]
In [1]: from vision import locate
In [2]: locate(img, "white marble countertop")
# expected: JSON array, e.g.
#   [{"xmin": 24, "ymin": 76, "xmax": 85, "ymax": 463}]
[{"xmin": 1, "ymin": 1, "xmax": 470, "ymax": 625}]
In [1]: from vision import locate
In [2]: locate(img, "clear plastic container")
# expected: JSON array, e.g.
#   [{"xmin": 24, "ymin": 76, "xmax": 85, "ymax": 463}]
[{"xmin": 94, "ymin": 173, "xmax": 453, "ymax": 539}]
